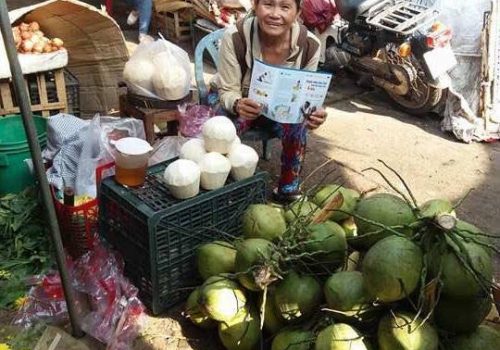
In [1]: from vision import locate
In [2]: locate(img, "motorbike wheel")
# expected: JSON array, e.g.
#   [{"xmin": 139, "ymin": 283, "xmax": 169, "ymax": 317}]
[
  {"xmin": 383, "ymin": 49, "xmax": 445, "ymax": 116},
  {"xmin": 385, "ymin": 82, "xmax": 444, "ymax": 116}
]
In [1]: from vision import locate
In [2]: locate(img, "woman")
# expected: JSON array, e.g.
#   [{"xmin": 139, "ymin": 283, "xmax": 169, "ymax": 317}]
[
  {"xmin": 126, "ymin": 0, "xmax": 153, "ymax": 43},
  {"xmin": 217, "ymin": 0, "xmax": 328, "ymax": 203}
]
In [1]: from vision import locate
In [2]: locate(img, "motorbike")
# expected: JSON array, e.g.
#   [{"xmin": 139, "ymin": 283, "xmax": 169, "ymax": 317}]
[{"xmin": 316, "ymin": 0, "xmax": 457, "ymax": 115}]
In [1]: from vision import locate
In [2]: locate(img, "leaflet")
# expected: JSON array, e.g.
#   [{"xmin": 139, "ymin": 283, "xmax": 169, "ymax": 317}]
[{"xmin": 248, "ymin": 59, "xmax": 333, "ymax": 124}]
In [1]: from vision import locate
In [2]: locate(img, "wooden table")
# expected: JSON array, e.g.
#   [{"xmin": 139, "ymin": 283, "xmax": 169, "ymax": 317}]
[{"xmin": 119, "ymin": 92, "xmax": 193, "ymax": 144}]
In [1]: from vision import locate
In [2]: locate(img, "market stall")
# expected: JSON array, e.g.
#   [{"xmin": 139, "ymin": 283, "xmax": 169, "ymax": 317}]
[{"xmin": 1, "ymin": 0, "xmax": 129, "ymax": 118}]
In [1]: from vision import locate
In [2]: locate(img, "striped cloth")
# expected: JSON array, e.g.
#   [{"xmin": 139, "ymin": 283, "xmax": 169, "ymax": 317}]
[{"xmin": 43, "ymin": 113, "xmax": 89, "ymax": 194}]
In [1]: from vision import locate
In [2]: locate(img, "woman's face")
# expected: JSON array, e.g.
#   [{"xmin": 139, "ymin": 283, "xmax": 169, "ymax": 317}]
[{"xmin": 255, "ymin": 0, "xmax": 299, "ymax": 38}]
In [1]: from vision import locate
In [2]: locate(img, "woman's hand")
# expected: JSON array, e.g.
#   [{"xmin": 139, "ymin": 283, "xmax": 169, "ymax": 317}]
[
  {"xmin": 236, "ymin": 98, "xmax": 262, "ymax": 120},
  {"xmin": 306, "ymin": 108, "xmax": 328, "ymax": 130}
]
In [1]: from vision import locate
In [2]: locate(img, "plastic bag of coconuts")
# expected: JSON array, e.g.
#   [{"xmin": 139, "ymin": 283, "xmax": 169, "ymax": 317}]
[{"xmin": 123, "ymin": 38, "xmax": 191, "ymax": 101}]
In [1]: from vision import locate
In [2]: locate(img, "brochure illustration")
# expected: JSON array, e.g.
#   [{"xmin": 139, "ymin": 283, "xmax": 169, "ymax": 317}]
[{"xmin": 248, "ymin": 59, "xmax": 333, "ymax": 124}]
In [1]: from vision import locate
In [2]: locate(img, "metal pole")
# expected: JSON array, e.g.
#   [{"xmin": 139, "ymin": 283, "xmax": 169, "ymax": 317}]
[{"xmin": 0, "ymin": 0, "xmax": 84, "ymax": 337}]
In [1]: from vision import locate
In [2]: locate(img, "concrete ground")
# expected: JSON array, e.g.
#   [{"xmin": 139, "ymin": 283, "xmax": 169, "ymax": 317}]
[{"xmin": 3, "ymin": 0, "xmax": 499, "ymax": 349}]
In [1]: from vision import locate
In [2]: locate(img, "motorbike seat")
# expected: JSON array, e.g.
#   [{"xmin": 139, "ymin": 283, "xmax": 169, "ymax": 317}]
[{"xmin": 336, "ymin": 0, "xmax": 387, "ymax": 23}]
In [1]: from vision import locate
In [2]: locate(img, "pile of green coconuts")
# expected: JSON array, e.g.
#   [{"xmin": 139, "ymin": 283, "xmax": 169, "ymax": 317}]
[{"xmin": 184, "ymin": 166, "xmax": 499, "ymax": 350}]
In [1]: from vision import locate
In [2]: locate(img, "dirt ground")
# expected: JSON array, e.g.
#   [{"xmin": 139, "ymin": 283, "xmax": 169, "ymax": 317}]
[{"xmin": 3, "ymin": 0, "xmax": 499, "ymax": 349}]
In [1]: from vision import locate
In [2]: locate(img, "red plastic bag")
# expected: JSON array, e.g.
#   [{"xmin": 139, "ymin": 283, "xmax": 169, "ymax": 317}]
[{"xmin": 301, "ymin": 0, "xmax": 338, "ymax": 33}]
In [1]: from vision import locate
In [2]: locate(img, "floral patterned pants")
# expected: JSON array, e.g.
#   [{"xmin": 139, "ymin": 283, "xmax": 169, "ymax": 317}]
[{"xmin": 234, "ymin": 117, "xmax": 307, "ymax": 195}]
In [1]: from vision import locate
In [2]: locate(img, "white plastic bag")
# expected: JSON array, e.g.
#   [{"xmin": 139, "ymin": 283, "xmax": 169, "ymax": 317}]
[
  {"xmin": 75, "ymin": 115, "xmax": 146, "ymax": 197},
  {"xmin": 123, "ymin": 39, "xmax": 191, "ymax": 101}
]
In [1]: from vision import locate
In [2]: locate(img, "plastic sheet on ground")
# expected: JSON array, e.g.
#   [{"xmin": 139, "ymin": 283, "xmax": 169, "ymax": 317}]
[{"xmin": 413, "ymin": 0, "xmax": 500, "ymax": 142}]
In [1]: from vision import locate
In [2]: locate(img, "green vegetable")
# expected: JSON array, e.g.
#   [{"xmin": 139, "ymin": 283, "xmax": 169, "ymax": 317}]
[{"xmin": 0, "ymin": 188, "xmax": 52, "ymax": 308}]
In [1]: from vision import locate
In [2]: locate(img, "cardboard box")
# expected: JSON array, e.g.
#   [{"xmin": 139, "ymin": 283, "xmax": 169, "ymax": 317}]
[{"xmin": 1, "ymin": 0, "xmax": 129, "ymax": 118}]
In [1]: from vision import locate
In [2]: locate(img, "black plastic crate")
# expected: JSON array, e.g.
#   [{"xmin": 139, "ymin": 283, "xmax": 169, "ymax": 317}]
[{"xmin": 99, "ymin": 159, "xmax": 268, "ymax": 314}]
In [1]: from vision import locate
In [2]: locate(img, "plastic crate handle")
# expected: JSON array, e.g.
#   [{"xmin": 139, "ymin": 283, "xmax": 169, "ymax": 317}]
[{"xmin": 0, "ymin": 154, "xmax": 8, "ymax": 167}]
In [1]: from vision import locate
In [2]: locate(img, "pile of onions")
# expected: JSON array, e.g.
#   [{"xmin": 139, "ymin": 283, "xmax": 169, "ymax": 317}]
[{"xmin": 12, "ymin": 21, "xmax": 64, "ymax": 54}]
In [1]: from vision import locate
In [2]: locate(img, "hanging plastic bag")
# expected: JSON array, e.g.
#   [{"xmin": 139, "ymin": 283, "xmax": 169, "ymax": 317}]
[
  {"xmin": 301, "ymin": 0, "xmax": 338, "ymax": 34},
  {"xmin": 123, "ymin": 38, "xmax": 192, "ymax": 101}
]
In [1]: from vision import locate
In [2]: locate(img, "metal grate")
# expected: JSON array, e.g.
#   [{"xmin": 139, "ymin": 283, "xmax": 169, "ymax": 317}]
[{"xmin": 366, "ymin": 2, "xmax": 437, "ymax": 35}]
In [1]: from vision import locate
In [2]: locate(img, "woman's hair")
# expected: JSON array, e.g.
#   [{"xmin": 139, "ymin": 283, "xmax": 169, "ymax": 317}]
[{"xmin": 254, "ymin": 0, "xmax": 302, "ymax": 10}]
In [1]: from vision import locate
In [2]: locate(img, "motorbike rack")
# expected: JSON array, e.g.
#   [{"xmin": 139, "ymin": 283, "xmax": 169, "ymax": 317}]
[{"xmin": 366, "ymin": 1, "xmax": 437, "ymax": 36}]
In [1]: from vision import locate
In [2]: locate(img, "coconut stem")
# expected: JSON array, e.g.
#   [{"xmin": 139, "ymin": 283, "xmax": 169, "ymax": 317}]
[
  {"xmin": 338, "ymin": 209, "xmax": 409, "ymax": 238},
  {"xmin": 362, "ymin": 166, "xmax": 416, "ymax": 210},
  {"xmin": 312, "ymin": 192, "xmax": 344, "ymax": 224},
  {"xmin": 378, "ymin": 159, "xmax": 419, "ymax": 209},
  {"xmin": 260, "ymin": 287, "xmax": 267, "ymax": 330},
  {"xmin": 436, "ymin": 214, "xmax": 457, "ymax": 230},
  {"xmin": 452, "ymin": 188, "xmax": 474, "ymax": 210},
  {"xmin": 445, "ymin": 232, "xmax": 493, "ymax": 295}
]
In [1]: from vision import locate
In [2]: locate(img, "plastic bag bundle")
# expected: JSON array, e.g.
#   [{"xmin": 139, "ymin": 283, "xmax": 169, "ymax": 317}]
[
  {"xmin": 13, "ymin": 273, "xmax": 71, "ymax": 327},
  {"xmin": 14, "ymin": 245, "xmax": 145, "ymax": 350},
  {"xmin": 178, "ymin": 103, "xmax": 214, "ymax": 137},
  {"xmin": 72, "ymin": 246, "xmax": 145, "ymax": 346}
]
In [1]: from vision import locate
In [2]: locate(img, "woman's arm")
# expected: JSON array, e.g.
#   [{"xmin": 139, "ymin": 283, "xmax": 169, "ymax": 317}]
[
  {"xmin": 303, "ymin": 34, "xmax": 321, "ymax": 72},
  {"xmin": 218, "ymin": 28, "xmax": 262, "ymax": 119},
  {"xmin": 303, "ymin": 34, "xmax": 326, "ymax": 130},
  {"xmin": 218, "ymin": 29, "xmax": 243, "ymax": 113}
]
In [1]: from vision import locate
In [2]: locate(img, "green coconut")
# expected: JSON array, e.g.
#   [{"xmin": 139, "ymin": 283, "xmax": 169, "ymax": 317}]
[
  {"xmin": 350, "ymin": 193, "xmax": 416, "ymax": 250},
  {"xmin": 434, "ymin": 294, "xmax": 492, "ymax": 334},
  {"xmin": 274, "ymin": 271, "xmax": 322, "ymax": 322},
  {"xmin": 272, "ymin": 329, "xmax": 313, "ymax": 350},
  {"xmin": 420, "ymin": 198, "xmax": 455, "ymax": 218},
  {"xmin": 262, "ymin": 289, "xmax": 286, "ymax": 334},
  {"xmin": 455, "ymin": 220, "xmax": 492, "ymax": 248},
  {"xmin": 362, "ymin": 236, "xmax": 423, "ymax": 303},
  {"xmin": 197, "ymin": 241, "xmax": 236, "ymax": 280},
  {"xmin": 324, "ymin": 271, "xmax": 376, "ymax": 323},
  {"xmin": 341, "ymin": 217, "xmax": 358, "ymax": 238},
  {"xmin": 284, "ymin": 200, "xmax": 320, "ymax": 223},
  {"xmin": 185, "ymin": 288, "xmax": 216, "ymax": 328},
  {"xmin": 242, "ymin": 204, "xmax": 287, "ymax": 240},
  {"xmin": 218, "ymin": 306, "xmax": 261, "ymax": 350},
  {"xmin": 437, "ymin": 239, "xmax": 493, "ymax": 299},
  {"xmin": 378, "ymin": 312, "xmax": 439, "ymax": 350},
  {"xmin": 313, "ymin": 184, "xmax": 360, "ymax": 222},
  {"xmin": 303, "ymin": 221, "xmax": 347, "ymax": 268},
  {"xmin": 315, "ymin": 323, "xmax": 370, "ymax": 350},
  {"xmin": 447, "ymin": 325, "xmax": 500, "ymax": 350},
  {"xmin": 234, "ymin": 238, "xmax": 274, "ymax": 291},
  {"xmin": 198, "ymin": 275, "xmax": 246, "ymax": 322}
]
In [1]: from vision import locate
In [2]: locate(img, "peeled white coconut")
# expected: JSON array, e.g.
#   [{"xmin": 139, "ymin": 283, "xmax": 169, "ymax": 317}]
[
  {"xmin": 228, "ymin": 144, "xmax": 259, "ymax": 181},
  {"xmin": 152, "ymin": 51, "xmax": 190, "ymax": 100},
  {"xmin": 163, "ymin": 159, "xmax": 201, "ymax": 199},
  {"xmin": 228, "ymin": 136, "xmax": 241, "ymax": 153},
  {"xmin": 123, "ymin": 58, "xmax": 155, "ymax": 95},
  {"xmin": 202, "ymin": 116, "xmax": 237, "ymax": 154},
  {"xmin": 199, "ymin": 152, "xmax": 231, "ymax": 190},
  {"xmin": 180, "ymin": 138, "xmax": 206, "ymax": 163}
]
